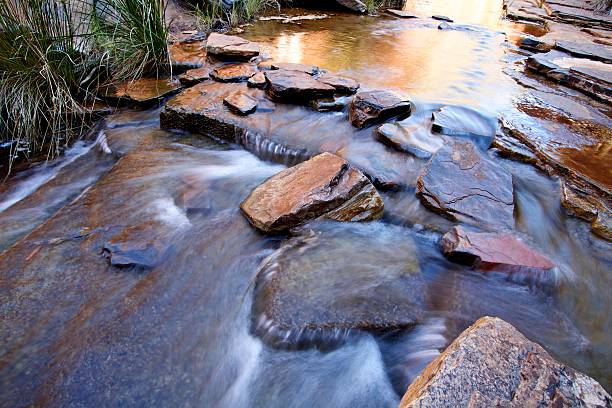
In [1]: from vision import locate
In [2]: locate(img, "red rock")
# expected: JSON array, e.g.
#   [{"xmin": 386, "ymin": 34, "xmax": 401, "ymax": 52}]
[
  {"xmin": 169, "ymin": 40, "xmax": 207, "ymax": 70},
  {"xmin": 317, "ymin": 73, "xmax": 360, "ymax": 94},
  {"xmin": 349, "ymin": 90, "xmax": 411, "ymax": 128},
  {"xmin": 264, "ymin": 70, "xmax": 336, "ymax": 103},
  {"xmin": 223, "ymin": 91, "xmax": 258, "ymax": 115},
  {"xmin": 211, "ymin": 63, "xmax": 258, "ymax": 82},
  {"xmin": 205, "ymin": 33, "xmax": 260, "ymax": 60},
  {"xmin": 99, "ymin": 78, "xmax": 182, "ymax": 106},
  {"xmin": 270, "ymin": 62, "xmax": 319, "ymax": 75},
  {"xmin": 240, "ymin": 152, "xmax": 383, "ymax": 233},
  {"xmin": 247, "ymin": 71, "xmax": 267, "ymax": 89},
  {"xmin": 441, "ymin": 226, "xmax": 555, "ymax": 272},
  {"xmin": 178, "ymin": 67, "xmax": 211, "ymax": 86}
]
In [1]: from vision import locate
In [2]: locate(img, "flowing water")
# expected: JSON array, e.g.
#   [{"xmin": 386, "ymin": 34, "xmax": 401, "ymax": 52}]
[{"xmin": 1, "ymin": 1, "xmax": 611, "ymax": 406}]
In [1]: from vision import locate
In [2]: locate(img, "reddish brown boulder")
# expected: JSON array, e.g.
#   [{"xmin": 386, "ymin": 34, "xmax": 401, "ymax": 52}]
[
  {"xmin": 247, "ymin": 71, "xmax": 267, "ymax": 89},
  {"xmin": 264, "ymin": 70, "xmax": 336, "ymax": 103},
  {"xmin": 205, "ymin": 33, "xmax": 260, "ymax": 60},
  {"xmin": 211, "ymin": 63, "xmax": 258, "ymax": 82},
  {"xmin": 223, "ymin": 91, "xmax": 258, "ymax": 115},
  {"xmin": 349, "ymin": 90, "xmax": 411, "ymax": 128},
  {"xmin": 240, "ymin": 152, "xmax": 384, "ymax": 233},
  {"xmin": 178, "ymin": 67, "xmax": 211, "ymax": 86},
  {"xmin": 317, "ymin": 73, "xmax": 360, "ymax": 94},
  {"xmin": 400, "ymin": 317, "xmax": 611, "ymax": 408},
  {"xmin": 441, "ymin": 226, "xmax": 555, "ymax": 273}
]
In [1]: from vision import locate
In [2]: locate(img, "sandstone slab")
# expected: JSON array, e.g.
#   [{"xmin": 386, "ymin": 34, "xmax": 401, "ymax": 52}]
[
  {"xmin": 223, "ymin": 91, "xmax": 258, "ymax": 115},
  {"xmin": 400, "ymin": 316, "xmax": 611, "ymax": 408},
  {"xmin": 178, "ymin": 67, "xmax": 211, "ymax": 86},
  {"xmin": 264, "ymin": 70, "xmax": 336, "ymax": 103},
  {"xmin": 252, "ymin": 222, "xmax": 425, "ymax": 347},
  {"xmin": 240, "ymin": 152, "xmax": 383, "ymax": 233},
  {"xmin": 417, "ymin": 141, "xmax": 514, "ymax": 228},
  {"xmin": 349, "ymin": 90, "xmax": 411, "ymax": 128},
  {"xmin": 205, "ymin": 33, "xmax": 260, "ymax": 60},
  {"xmin": 211, "ymin": 63, "xmax": 258, "ymax": 82},
  {"xmin": 387, "ymin": 9, "xmax": 418, "ymax": 18},
  {"xmin": 169, "ymin": 40, "xmax": 207, "ymax": 71},
  {"xmin": 431, "ymin": 106, "xmax": 496, "ymax": 150},
  {"xmin": 99, "ymin": 78, "xmax": 182, "ymax": 106},
  {"xmin": 376, "ymin": 122, "xmax": 443, "ymax": 159},
  {"xmin": 441, "ymin": 226, "xmax": 555, "ymax": 273},
  {"xmin": 317, "ymin": 73, "xmax": 360, "ymax": 94},
  {"xmin": 555, "ymin": 40, "xmax": 612, "ymax": 63},
  {"xmin": 271, "ymin": 62, "xmax": 319, "ymax": 75},
  {"xmin": 102, "ymin": 223, "xmax": 166, "ymax": 268},
  {"xmin": 247, "ymin": 71, "xmax": 267, "ymax": 88}
]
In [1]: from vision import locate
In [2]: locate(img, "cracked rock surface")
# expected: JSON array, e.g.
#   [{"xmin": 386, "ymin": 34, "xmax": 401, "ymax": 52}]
[{"xmin": 417, "ymin": 141, "xmax": 514, "ymax": 228}]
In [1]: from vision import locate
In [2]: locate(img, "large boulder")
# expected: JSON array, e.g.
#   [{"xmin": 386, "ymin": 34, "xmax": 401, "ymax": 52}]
[
  {"xmin": 441, "ymin": 226, "xmax": 555, "ymax": 273},
  {"xmin": 349, "ymin": 90, "xmax": 412, "ymax": 128},
  {"xmin": 264, "ymin": 70, "xmax": 336, "ymax": 103},
  {"xmin": 400, "ymin": 316, "xmax": 611, "ymax": 408},
  {"xmin": 205, "ymin": 33, "xmax": 260, "ymax": 60},
  {"xmin": 252, "ymin": 221, "xmax": 426, "ymax": 347},
  {"xmin": 417, "ymin": 141, "xmax": 514, "ymax": 228},
  {"xmin": 240, "ymin": 152, "xmax": 384, "ymax": 233}
]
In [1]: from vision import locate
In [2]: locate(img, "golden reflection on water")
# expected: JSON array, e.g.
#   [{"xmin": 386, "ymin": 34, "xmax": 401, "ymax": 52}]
[{"xmin": 403, "ymin": 0, "xmax": 505, "ymax": 27}]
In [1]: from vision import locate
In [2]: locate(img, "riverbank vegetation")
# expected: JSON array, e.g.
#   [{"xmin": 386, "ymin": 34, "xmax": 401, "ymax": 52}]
[{"xmin": 191, "ymin": 0, "xmax": 280, "ymax": 31}]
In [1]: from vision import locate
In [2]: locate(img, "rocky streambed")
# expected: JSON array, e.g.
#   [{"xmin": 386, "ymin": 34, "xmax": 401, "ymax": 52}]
[{"xmin": 1, "ymin": 1, "xmax": 611, "ymax": 407}]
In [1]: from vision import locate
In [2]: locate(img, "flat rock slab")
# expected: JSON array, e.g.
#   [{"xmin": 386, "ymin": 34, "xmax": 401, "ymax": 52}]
[
  {"xmin": 240, "ymin": 152, "xmax": 383, "ymax": 233},
  {"xmin": 349, "ymin": 90, "xmax": 412, "ymax": 128},
  {"xmin": 211, "ymin": 63, "xmax": 258, "ymax": 82},
  {"xmin": 224, "ymin": 91, "xmax": 258, "ymax": 115},
  {"xmin": 400, "ymin": 316, "xmax": 611, "ymax": 408},
  {"xmin": 169, "ymin": 40, "xmax": 207, "ymax": 70},
  {"xmin": 387, "ymin": 9, "xmax": 418, "ymax": 18},
  {"xmin": 441, "ymin": 226, "xmax": 555, "ymax": 273},
  {"xmin": 265, "ymin": 69, "xmax": 336, "ymax": 103},
  {"xmin": 99, "ymin": 78, "xmax": 182, "ymax": 106},
  {"xmin": 247, "ymin": 71, "xmax": 267, "ymax": 88},
  {"xmin": 527, "ymin": 50, "xmax": 612, "ymax": 102},
  {"xmin": 178, "ymin": 67, "xmax": 211, "ymax": 86},
  {"xmin": 431, "ymin": 106, "xmax": 496, "ymax": 150},
  {"xmin": 252, "ymin": 222, "xmax": 426, "ymax": 347},
  {"xmin": 555, "ymin": 40, "xmax": 612, "ymax": 63},
  {"xmin": 316, "ymin": 73, "xmax": 360, "ymax": 94},
  {"xmin": 206, "ymin": 33, "xmax": 260, "ymax": 60},
  {"xmin": 417, "ymin": 141, "xmax": 514, "ymax": 228},
  {"xmin": 432, "ymin": 15, "xmax": 453, "ymax": 22},
  {"xmin": 376, "ymin": 122, "xmax": 443, "ymax": 159},
  {"xmin": 271, "ymin": 62, "xmax": 319, "ymax": 75}
]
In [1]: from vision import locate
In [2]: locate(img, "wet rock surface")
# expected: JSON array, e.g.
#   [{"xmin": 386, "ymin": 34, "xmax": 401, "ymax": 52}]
[
  {"xmin": 400, "ymin": 317, "xmax": 611, "ymax": 408},
  {"xmin": 270, "ymin": 62, "xmax": 319, "ymax": 75},
  {"xmin": 349, "ymin": 90, "xmax": 412, "ymax": 128},
  {"xmin": 205, "ymin": 32, "xmax": 260, "ymax": 60},
  {"xmin": 417, "ymin": 141, "xmax": 514, "ymax": 228},
  {"xmin": 252, "ymin": 222, "xmax": 426, "ymax": 347},
  {"xmin": 264, "ymin": 69, "xmax": 336, "ymax": 103},
  {"xmin": 178, "ymin": 67, "xmax": 211, "ymax": 86},
  {"xmin": 316, "ymin": 73, "xmax": 360, "ymax": 94},
  {"xmin": 247, "ymin": 71, "xmax": 267, "ymax": 88},
  {"xmin": 99, "ymin": 78, "xmax": 182, "ymax": 106},
  {"xmin": 335, "ymin": 0, "xmax": 367, "ymax": 13},
  {"xmin": 375, "ymin": 122, "xmax": 443, "ymax": 159},
  {"xmin": 441, "ymin": 226, "xmax": 555, "ymax": 274},
  {"xmin": 211, "ymin": 63, "xmax": 258, "ymax": 82},
  {"xmin": 431, "ymin": 106, "xmax": 496, "ymax": 150},
  {"xmin": 240, "ymin": 152, "xmax": 383, "ymax": 233},
  {"xmin": 169, "ymin": 40, "xmax": 207, "ymax": 71},
  {"xmin": 103, "ymin": 222, "xmax": 167, "ymax": 268},
  {"xmin": 223, "ymin": 91, "xmax": 258, "ymax": 115},
  {"xmin": 554, "ymin": 40, "xmax": 612, "ymax": 63},
  {"xmin": 387, "ymin": 9, "xmax": 418, "ymax": 18}
]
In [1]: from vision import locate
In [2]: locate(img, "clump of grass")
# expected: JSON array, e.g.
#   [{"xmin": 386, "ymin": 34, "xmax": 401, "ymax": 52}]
[
  {"xmin": 0, "ymin": 0, "xmax": 99, "ymax": 166},
  {"xmin": 364, "ymin": 0, "xmax": 383, "ymax": 15},
  {"xmin": 92, "ymin": 0, "xmax": 170, "ymax": 81},
  {"xmin": 191, "ymin": 0, "xmax": 280, "ymax": 30}
]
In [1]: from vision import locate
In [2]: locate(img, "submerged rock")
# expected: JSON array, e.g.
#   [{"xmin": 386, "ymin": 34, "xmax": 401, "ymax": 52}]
[
  {"xmin": 211, "ymin": 63, "xmax": 258, "ymax": 82},
  {"xmin": 168, "ymin": 40, "xmax": 207, "ymax": 71},
  {"xmin": 376, "ymin": 122, "xmax": 443, "ymax": 159},
  {"xmin": 560, "ymin": 180, "xmax": 612, "ymax": 241},
  {"xmin": 441, "ymin": 226, "xmax": 555, "ymax": 273},
  {"xmin": 349, "ymin": 90, "xmax": 412, "ymax": 128},
  {"xmin": 178, "ymin": 67, "xmax": 211, "ymax": 86},
  {"xmin": 247, "ymin": 71, "xmax": 267, "ymax": 89},
  {"xmin": 270, "ymin": 62, "xmax": 319, "ymax": 75},
  {"xmin": 387, "ymin": 9, "xmax": 418, "ymax": 18},
  {"xmin": 99, "ymin": 78, "xmax": 182, "ymax": 106},
  {"xmin": 252, "ymin": 222, "xmax": 426, "ymax": 347},
  {"xmin": 417, "ymin": 141, "xmax": 514, "ymax": 228},
  {"xmin": 223, "ymin": 91, "xmax": 258, "ymax": 115},
  {"xmin": 264, "ymin": 70, "xmax": 336, "ymax": 103},
  {"xmin": 103, "ymin": 223, "xmax": 166, "ymax": 268},
  {"xmin": 309, "ymin": 96, "xmax": 352, "ymax": 112},
  {"xmin": 400, "ymin": 316, "xmax": 611, "ymax": 408},
  {"xmin": 518, "ymin": 36, "xmax": 553, "ymax": 52},
  {"xmin": 431, "ymin": 106, "xmax": 496, "ymax": 150},
  {"xmin": 432, "ymin": 15, "xmax": 453, "ymax": 22},
  {"xmin": 205, "ymin": 33, "xmax": 260, "ymax": 60},
  {"xmin": 316, "ymin": 73, "xmax": 360, "ymax": 94},
  {"xmin": 240, "ymin": 152, "xmax": 383, "ymax": 233}
]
